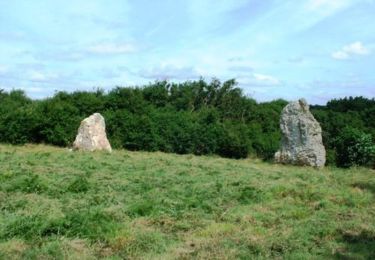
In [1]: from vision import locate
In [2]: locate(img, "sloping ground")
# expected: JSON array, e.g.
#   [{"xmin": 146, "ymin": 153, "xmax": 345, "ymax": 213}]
[{"xmin": 0, "ymin": 144, "xmax": 374, "ymax": 259}]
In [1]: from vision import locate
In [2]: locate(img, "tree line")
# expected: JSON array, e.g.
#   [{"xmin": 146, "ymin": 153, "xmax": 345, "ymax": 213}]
[{"xmin": 0, "ymin": 79, "xmax": 373, "ymax": 167}]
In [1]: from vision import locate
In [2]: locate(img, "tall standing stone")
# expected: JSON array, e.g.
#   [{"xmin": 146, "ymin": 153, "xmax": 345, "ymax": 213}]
[
  {"xmin": 274, "ymin": 99, "xmax": 326, "ymax": 167},
  {"xmin": 73, "ymin": 113, "xmax": 112, "ymax": 152}
]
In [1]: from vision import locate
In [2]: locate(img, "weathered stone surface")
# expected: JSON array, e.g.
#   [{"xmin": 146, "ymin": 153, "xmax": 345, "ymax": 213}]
[
  {"xmin": 73, "ymin": 113, "xmax": 112, "ymax": 152},
  {"xmin": 274, "ymin": 99, "xmax": 326, "ymax": 167}
]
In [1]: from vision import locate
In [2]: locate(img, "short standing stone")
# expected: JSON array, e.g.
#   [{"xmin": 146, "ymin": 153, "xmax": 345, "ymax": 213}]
[
  {"xmin": 73, "ymin": 113, "xmax": 112, "ymax": 152},
  {"xmin": 274, "ymin": 99, "xmax": 326, "ymax": 167}
]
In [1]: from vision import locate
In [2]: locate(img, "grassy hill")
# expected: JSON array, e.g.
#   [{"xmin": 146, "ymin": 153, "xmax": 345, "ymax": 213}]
[{"xmin": 0, "ymin": 145, "xmax": 374, "ymax": 259}]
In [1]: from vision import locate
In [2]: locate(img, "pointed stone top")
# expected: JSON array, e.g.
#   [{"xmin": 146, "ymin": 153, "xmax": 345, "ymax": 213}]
[
  {"xmin": 283, "ymin": 98, "xmax": 311, "ymax": 116},
  {"xmin": 298, "ymin": 98, "xmax": 309, "ymax": 111}
]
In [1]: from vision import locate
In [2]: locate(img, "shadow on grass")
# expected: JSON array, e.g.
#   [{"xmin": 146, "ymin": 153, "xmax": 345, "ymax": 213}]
[
  {"xmin": 352, "ymin": 182, "xmax": 375, "ymax": 194},
  {"xmin": 335, "ymin": 230, "xmax": 375, "ymax": 259}
]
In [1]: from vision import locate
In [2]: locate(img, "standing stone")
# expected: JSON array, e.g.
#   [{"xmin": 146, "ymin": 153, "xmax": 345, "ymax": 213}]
[
  {"xmin": 274, "ymin": 99, "xmax": 326, "ymax": 167},
  {"xmin": 73, "ymin": 113, "xmax": 112, "ymax": 152}
]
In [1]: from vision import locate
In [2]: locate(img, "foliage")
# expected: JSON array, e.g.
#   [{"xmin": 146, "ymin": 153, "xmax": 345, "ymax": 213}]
[
  {"xmin": 334, "ymin": 127, "xmax": 375, "ymax": 168},
  {"xmin": 0, "ymin": 145, "xmax": 374, "ymax": 259}
]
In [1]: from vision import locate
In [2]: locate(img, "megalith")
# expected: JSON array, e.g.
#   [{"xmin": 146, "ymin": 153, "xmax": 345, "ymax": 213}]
[
  {"xmin": 274, "ymin": 99, "xmax": 325, "ymax": 167},
  {"xmin": 73, "ymin": 113, "xmax": 112, "ymax": 152}
]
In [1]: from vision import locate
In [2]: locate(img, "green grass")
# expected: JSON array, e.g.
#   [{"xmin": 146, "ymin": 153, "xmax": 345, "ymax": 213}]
[{"xmin": 0, "ymin": 144, "xmax": 374, "ymax": 259}]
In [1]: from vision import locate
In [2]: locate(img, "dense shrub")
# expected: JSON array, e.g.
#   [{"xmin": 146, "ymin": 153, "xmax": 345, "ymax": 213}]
[
  {"xmin": 335, "ymin": 127, "xmax": 375, "ymax": 168},
  {"xmin": 217, "ymin": 122, "xmax": 250, "ymax": 159}
]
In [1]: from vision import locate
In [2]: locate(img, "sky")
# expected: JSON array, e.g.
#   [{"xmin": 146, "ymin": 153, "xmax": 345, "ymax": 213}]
[{"xmin": 0, "ymin": 0, "xmax": 374, "ymax": 104}]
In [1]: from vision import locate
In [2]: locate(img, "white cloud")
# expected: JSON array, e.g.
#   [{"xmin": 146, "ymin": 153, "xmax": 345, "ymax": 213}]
[
  {"xmin": 29, "ymin": 71, "xmax": 48, "ymax": 81},
  {"xmin": 253, "ymin": 73, "xmax": 280, "ymax": 85},
  {"xmin": 236, "ymin": 73, "xmax": 281, "ymax": 89},
  {"xmin": 288, "ymin": 57, "xmax": 304, "ymax": 64},
  {"xmin": 29, "ymin": 71, "xmax": 59, "ymax": 82},
  {"xmin": 332, "ymin": 51, "xmax": 349, "ymax": 60},
  {"xmin": 304, "ymin": 0, "xmax": 359, "ymax": 20},
  {"xmin": 139, "ymin": 64, "xmax": 199, "ymax": 80},
  {"xmin": 188, "ymin": 0, "xmax": 249, "ymax": 20},
  {"xmin": 88, "ymin": 43, "xmax": 136, "ymax": 55},
  {"xmin": 332, "ymin": 41, "xmax": 370, "ymax": 60},
  {"xmin": 37, "ymin": 50, "xmax": 85, "ymax": 61},
  {"xmin": 343, "ymin": 41, "xmax": 369, "ymax": 55},
  {"xmin": 308, "ymin": 0, "xmax": 348, "ymax": 9},
  {"xmin": 27, "ymin": 87, "xmax": 45, "ymax": 93},
  {"xmin": 306, "ymin": 0, "xmax": 353, "ymax": 14},
  {"xmin": 228, "ymin": 65, "xmax": 253, "ymax": 72}
]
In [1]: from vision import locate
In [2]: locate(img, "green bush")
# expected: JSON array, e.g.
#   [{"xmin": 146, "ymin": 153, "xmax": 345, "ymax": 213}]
[
  {"xmin": 218, "ymin": 126, "xmax": 249, "ymax": 159},
  {"xmin": 335, "ymin": 127, "xmax": 375, "ymax": 168}
]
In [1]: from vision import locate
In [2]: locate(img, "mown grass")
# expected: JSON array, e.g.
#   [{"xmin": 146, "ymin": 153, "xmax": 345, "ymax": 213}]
[{"xmin": 0, "ymin": 144, "xmax": 374, "ymax": 259}]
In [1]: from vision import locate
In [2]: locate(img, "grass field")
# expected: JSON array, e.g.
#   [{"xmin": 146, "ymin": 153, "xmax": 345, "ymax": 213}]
[{"xmin": 0, "ymin": 144, "xmax": 374, "ymax": 259}]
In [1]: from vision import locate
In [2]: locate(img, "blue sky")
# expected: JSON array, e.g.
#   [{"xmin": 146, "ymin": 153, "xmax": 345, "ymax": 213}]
[{"xmin": 0, "ymin": 0, "xmax": 374, "ymax": 104}]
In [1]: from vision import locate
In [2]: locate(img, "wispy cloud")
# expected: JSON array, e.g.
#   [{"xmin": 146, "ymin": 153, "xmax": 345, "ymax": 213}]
[
  {"xmin": 139, "ymin": 64, "xmax": 199, "ymax": 80},
  {"xmin": 296, "ymin": 0, "xmax": 360, "ymax": 32},
  {"xmin": 332, "ymin": 41, "xmax": 370, "ymax": 60},
  {"xmin": 35, "ymin": 49, "xmax": 85, "ymax": 62},
  {"xmin": 28, "ymin": 71, "xmax": 59, "ymax": 83},
  {"xmin": 307, "ymin": 0, "xmax": 348, "ymax": 10},
  {"xmin": 87, "ymin": 43, "xmax": 136, "ymax": 55},
  {"xmin": 288, "ymin": 57, "xmax": 304, "ymax": 64},
  {"xmin": 253, "ymin": 73, "xmax": 280, "ymax": 85},
  {"xmin": 306, "ymin": 0, "xmax": 353, "ymax": 14},
  {"xmin": 237, "ymin": 73, "xmax": 281, "ymax": 88},
  {"xmin": 228, "ymin": 65, "xmax": 254, "ymax": 73}
]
